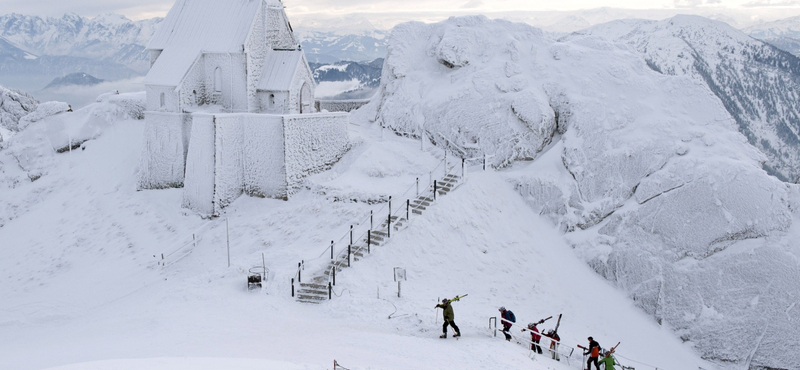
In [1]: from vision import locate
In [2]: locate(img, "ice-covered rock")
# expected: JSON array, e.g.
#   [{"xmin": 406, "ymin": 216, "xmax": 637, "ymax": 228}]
[
  {"xmin": 373, "ymin": 16, "xmax": 799, "ymax": 369},
  {"xmin": 0, "ymin": 85, "xmax": 38, "ymax": 132}
]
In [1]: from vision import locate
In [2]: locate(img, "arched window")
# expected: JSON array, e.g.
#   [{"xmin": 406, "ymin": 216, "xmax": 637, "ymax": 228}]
[
  {"xmin": 299, "ymin": 83, "xmax": 312, "ymax": 113},
  {"xmin": 159, "ymin": 92, "xmax": 165, "ymax": 108},
  {"xmin": 214, "ymin": 67, "xmax": 222, "ymax": 93}
]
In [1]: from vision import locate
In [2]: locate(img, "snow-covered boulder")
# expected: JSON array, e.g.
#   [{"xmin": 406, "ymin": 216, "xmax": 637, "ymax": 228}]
[
  {"xmin": 0, "ymin": 85, "xmax": 38, "ymax": 132},
  {"xmin": 18, "ymin": 101, "xmax": 72, "ymax": 130},
  {"xmin": 374, "ymin": 16, "xmax": 799, "ymax": 370},
  {"xmin": 2, "ymin": 91, "xmax": 146, "ymax": 180}
]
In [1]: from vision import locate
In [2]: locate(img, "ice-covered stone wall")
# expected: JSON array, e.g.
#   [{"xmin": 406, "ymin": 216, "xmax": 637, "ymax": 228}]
[
  {"xmin": 288, "ymin": 56, "xmax": 315, "ymax": 114},
  {"xmin": 241, "ymin": 114, "xmax": 285, "ymax": 198},
  {"xmin": 180, "ymin": 112, "xmax": 348, "ymax": 215},
  {"xmin": 316, "ymin": 100, "xmax": 370, "ymax": 113},
  {"xmin": 203, "ymin": 54, "xmax": 248, "ymax": 111},
  {"xmin": 178, "ymin": 55, "xmax": 207, "ymax": 109},
  {"xmin": 138, "ymin": 112, "xmax": 191, "ymax": 189},
  {"xmin": 145, "ymin": 85, "xmax": 179, "ymax": 112},
  {"xmin": 182, "ymin": 113, "xmax": 216, "ymax": 215},
  {"xmin": 283, "ymin": 113, "xmax": 349, "ymax": 192},
  {"xmin": 245, "ymin": 3, "xmax": 269, "ymax": 113}
]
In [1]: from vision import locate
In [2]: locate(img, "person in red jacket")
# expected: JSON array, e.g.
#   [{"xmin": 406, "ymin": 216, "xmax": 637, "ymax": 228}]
[
  {"xmin": 546, "ymin": 329, "xmax": 561, "ymax": 361},
  {"xmin": 522, "ymin": 323, "xmax": 542, "ymax": 353},
  {"xmin": 498, "ymin": 307, "xmax": 516, "ymax": 341},
  {"xmin": 585, "ymin": 337, "xmax": 600, "ymax": 370}
]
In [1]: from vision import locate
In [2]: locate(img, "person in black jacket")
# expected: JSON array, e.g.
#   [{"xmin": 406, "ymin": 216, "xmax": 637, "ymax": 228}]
[{"xmin": 585, "ymin": 337, "xmax": 600, "ymax": 370}]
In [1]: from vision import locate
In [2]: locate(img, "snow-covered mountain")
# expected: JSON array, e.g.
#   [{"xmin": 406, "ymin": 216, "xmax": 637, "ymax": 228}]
[
  {"xmin": 298, "ymin": 30, "xmax": 388, "ymax": 64},
  {"xmin": 744, "ymin": 15, "xmax": 800, "ymax": 40},
  {"xmin": 0, "ymin": 13, "xmax": 160, "ymax": 73},
  {"xmin": 742, "ymin": 16, "xmax": 800, "ymax": 56},
  {"xmin": 363, "ymin": 15, "xmax": 800, "ymax": 370},
  {"xmin": 43, "ymin": 72, "xmax": 104, "ymax": 90},
  {"xmin": 573, "ymin": 15, "xmax": 800, "ymax": 184},
  {"xmin": 310, "ymin": 58, "xmax": 383, "ymax": 99}
]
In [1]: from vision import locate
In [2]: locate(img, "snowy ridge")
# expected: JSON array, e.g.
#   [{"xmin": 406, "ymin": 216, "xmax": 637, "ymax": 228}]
[
  {"xmin": 366, "ymin": 15, "xmax": 800, "ymax": 369},
  {"xmin": 574, "ymin": 15, "xmax": 800, "ymax": 183}
]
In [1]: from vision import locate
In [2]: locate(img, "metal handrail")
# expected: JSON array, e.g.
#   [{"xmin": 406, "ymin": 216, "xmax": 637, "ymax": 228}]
[{"xmin": 155, "ymin": 219, "xmax": 215, "ymax": 267}]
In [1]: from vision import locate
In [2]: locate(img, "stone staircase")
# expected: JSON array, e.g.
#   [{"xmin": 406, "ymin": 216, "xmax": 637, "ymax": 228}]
[{"xmin": 295, "ymin": 173, "xmax": 463, "ymax": 304}]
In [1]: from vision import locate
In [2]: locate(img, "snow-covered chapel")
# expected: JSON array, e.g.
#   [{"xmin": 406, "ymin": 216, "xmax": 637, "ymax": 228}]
[{"xmin": 138, "ymin": 0, "xmax": 350, "ymax": 216}]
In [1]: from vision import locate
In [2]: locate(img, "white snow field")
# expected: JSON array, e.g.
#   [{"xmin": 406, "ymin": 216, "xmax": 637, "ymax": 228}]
[{"xmin": 0, "ymin": 109, "xmax": 717, "ymax": 370}]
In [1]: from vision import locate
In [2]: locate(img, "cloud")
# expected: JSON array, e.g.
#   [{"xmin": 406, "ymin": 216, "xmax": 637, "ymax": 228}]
[
  {"xmin": 673, "ymin": 0, "xmax": 722, "ymax": 7},
  {"xmin": 460, "ymin": 0, "xmax": 484, "ymax": 9},
  {"xmin": 742, "ymin": 0, "xmax": 800, "ymax": 7},
  {"xmin": 35, "ymin": 77, "xmax": 145, "ymax": 109}
]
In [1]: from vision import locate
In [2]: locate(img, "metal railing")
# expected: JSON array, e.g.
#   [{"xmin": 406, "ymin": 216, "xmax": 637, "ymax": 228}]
[{"xmin": 155, "ymin": 220, "xmax": 215, "ymax": 267}]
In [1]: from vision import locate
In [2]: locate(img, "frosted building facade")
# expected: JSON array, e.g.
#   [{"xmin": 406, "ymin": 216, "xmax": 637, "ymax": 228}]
[{"xmin": 138, "ymin": 0, "xmax": 349, "ymax": 215}]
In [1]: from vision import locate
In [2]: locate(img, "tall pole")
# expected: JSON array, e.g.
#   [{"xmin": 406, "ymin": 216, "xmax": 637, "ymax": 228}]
[{"xmin": 226, "ymin": 218, "xmax": 230, "ymax": 267}]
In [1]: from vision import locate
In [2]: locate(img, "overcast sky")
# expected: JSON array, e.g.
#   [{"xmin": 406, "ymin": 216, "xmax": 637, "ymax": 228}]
[{"xmin": 3, "ymin": 0, "xmax": 800, "ymax": 21}]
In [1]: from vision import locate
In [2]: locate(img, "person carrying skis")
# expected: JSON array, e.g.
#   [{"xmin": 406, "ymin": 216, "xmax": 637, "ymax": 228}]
[
  {"xmin": 522, "ymin": 323, "xmax": 542, "ymax": 353},
  {"xmin": 598, "ymin": 351, "xmax": 616, "ymax": 370},
  {"xmin": 545, "ymin": 329, "xmax": 560, "ymax": 361},
  {"xmin": 435, "ymin": 298, "xmax": 460, "ymax": 338},
  {"xmin": 498, "ymin": 306, "xmax": 516, "ymax": 341},
  {"xmin": 585, "ymin": 337, "xmax": 601, "ymax": 370}
]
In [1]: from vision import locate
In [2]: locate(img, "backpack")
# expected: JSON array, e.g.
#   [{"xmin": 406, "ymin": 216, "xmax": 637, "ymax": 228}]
[{"xmin": 507, "ymin": 310, "xmax": 516, "ymax": 323}]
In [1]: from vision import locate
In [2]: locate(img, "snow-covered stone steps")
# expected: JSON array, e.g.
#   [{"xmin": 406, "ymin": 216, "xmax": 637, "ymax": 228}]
[
  {"xmin": 296, "ymin": 282, "xmax": 329, "ymax": 304},
  {"xmin": 295, "ymin": 173, "xmax": 463, "ymax": 304}
]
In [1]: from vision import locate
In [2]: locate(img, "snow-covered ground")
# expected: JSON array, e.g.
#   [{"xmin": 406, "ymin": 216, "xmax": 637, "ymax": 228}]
[{"xmin": 0, "ymin": 111, "xmax": 719, "ymax": 370}]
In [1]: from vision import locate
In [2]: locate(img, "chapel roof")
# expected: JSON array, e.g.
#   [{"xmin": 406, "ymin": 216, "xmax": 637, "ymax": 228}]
[
  {"xmin": 144, "ymin": 0, "xmax": 264, "ymax": 86},
  {"xmin": 258, "ymin": 50, "xmax": 307, "ymax": 91}
]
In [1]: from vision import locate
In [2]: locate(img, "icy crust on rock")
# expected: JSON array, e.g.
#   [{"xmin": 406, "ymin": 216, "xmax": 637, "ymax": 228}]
[
  {"xmin": 0, "ymin": 85, "xmax": 38, "ymax": 132},
  {"xmin": 373, "ymin": 16, "xmax": 798, "ymax": 369},
  {"xmin": 376, "ymin": 17, "xmax": 557, "ymax": 167}
]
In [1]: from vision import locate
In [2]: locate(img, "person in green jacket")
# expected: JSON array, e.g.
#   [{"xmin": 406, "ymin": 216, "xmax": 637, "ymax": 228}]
[
  {"xmin": 598, "ymin": 352, "xmax": 616, "ymax": 370},
  {"xmin": 435, "ymin": 298, "xmax": 461, "ymax": 338}
]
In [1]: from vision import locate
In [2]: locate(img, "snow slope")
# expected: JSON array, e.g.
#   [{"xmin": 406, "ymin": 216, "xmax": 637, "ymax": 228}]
[
  {"xmin": 0, "ymin": 99, "xmax": 719, "ymax": 370},
  {"xmin": 367, "ymin": 15, "xmax": 800, "ymax": 370}
]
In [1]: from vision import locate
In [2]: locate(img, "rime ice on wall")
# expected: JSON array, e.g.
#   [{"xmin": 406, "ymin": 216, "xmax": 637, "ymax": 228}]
[
  {"xmin": 283, "ymin": 113, "xmax": 349, "ymax": 192},
  {"xmin": 316, "ymin": 100, "xmax": 370, "ymax": 113},
  {"xmin": 180, "ymin": 112, "xmax": 348, "ymax": 215},
  {"xmin": 241, "ymin": 115, "xmax": 285, "ymax": 198},
  {"xmin": 182, "ymin": 114, "xmax": 216, "ymax": 215},
  {"xmin": 138, "ymin": 112, "xmax": 190, "ymax": 189},
  {"xmin": 375, "ymin": 16, "xmax": 800, "ymax": 369}
]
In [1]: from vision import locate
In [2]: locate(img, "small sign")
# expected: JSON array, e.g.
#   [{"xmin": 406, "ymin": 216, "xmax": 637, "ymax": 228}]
[{"xmin": 393, "ymin": 267, "xmax": 406, "ymax": 282}]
